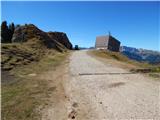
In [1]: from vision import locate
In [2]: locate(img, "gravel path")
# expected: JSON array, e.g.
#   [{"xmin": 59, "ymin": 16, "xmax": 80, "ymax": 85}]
[{"xmin": 65, "ymin": 50, "xmax": 160, "ymax": 120}]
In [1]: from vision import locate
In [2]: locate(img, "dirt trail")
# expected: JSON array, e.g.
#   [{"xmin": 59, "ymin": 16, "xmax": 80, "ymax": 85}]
[
  {"xmin": 40, "ymin": 62, "xmax": 69, "ymax": 120},
  {"xmin": 65, "ymin": 50, "xmax": 160, "ymax": 120},
  {"xmin": 42, "ymin": 50, "xmax": 160, "ymax": 120}
]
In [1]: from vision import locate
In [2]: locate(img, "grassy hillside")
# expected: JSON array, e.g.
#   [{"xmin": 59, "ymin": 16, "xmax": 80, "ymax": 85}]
[
  {"xmin": 1, "ymin": 35, "xmax": 68, "ymax": 68},
  {"xmin": 89, "ymin": 50, "xmax": 160, "ymax": 78},
  {"xmin": 1, "ymin": 39, "xmax": 69, "ymax": 120},
  {"xmin": 1, "ymin": 23, "xmax": 73, "ymax": 120}
]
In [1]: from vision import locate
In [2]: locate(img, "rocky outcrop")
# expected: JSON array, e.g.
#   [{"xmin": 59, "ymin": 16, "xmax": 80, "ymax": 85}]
[
  {"xmin": 12, "ymin": 24, "xmax": 46, "ymax": 42},
  {"xmin": 12, "ymin": 24, "xmax": 72, "ymax": 51},
  {"xmin": 2, "ymin": 24, "xmax": 73, "ymax": 71},
  {"xmin": 48, "ymin": 32, "xmax": 72, "ymax": 49}
]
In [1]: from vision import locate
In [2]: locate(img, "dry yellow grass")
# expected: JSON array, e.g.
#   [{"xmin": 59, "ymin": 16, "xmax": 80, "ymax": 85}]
[
  {"xmin": 1, "ymin": 42, "xmax": 69, "ymax": 120},
  {"xmin": 89, "ymin": 50, "xmax": 160, "ymax": 72}
]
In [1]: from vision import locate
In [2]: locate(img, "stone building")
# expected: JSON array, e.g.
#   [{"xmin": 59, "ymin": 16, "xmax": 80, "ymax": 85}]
[{"xmin": 95, "ymin": 34, "xmax": 121, "ymax": 52}]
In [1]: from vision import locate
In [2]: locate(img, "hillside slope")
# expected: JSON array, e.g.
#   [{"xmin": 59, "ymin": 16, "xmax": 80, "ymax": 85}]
[
  {"xmin": 1, "ymin": 24, "xmax": 72, "ymax": 71},
  {"xmin": 89, "ymin": 50, "xmax": 160, "ymax": 77},
  {"xmin": 1, "ymin": 24, "xmax": 72, "ymax": 120}
]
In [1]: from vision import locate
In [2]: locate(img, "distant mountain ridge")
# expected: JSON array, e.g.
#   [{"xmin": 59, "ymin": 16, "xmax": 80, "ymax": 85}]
[{"xmin": 120, "ymin": 46, "xmax": 160, "ymax": 64}]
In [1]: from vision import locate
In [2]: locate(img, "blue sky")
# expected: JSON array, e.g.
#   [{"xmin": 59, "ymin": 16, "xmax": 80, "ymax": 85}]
[{"xmin": 1, "ymin": 1, "xmax": 160, "ymax": 51}]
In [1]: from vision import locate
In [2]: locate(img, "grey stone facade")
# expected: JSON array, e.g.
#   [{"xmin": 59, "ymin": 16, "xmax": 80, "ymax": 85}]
[{"xmin": 95, "ymin": 35, "xmax": 120, "ymax": 52}]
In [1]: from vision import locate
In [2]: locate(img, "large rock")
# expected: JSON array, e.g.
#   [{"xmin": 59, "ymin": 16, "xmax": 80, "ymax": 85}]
[
  {"xmin": 48, "ymin": 32, "xmax": 72, "ymax": 49},
  {"xmin": 12, "ymin": 24, "xmax": 72, "ymax": 51}
]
